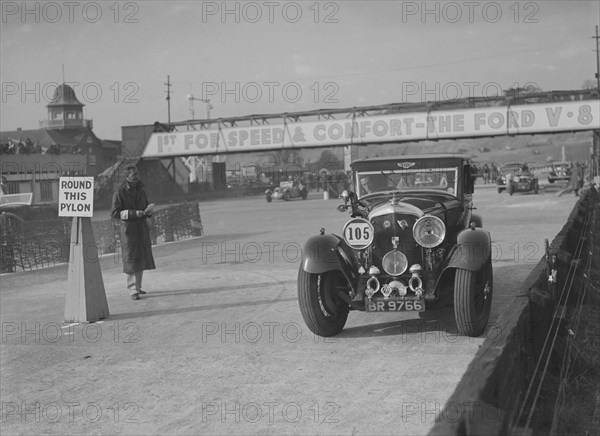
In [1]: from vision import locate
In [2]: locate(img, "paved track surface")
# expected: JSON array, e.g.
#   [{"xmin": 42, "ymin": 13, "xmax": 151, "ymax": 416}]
[{"xmin": 0, "ymin": 182, "xmax": 578, "ymax": 435}]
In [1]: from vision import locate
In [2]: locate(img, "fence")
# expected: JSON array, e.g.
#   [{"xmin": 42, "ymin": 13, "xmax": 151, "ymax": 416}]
[{"xmin": 0, "ymin": 202, "xmax": 204, "ymax": 273}]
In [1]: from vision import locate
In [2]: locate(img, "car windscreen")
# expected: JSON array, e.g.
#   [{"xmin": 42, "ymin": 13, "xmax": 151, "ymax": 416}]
[
  {"xmin": 355, "ymin": 167, "xmax": 458, "ymax": 197},
  {"xmin": 501, "ymin": 164, "xmax": 527, "ymax": 174}
]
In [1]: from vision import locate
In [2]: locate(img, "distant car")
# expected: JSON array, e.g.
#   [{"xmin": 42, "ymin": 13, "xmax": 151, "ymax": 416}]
[
  {"xmin": 265, "ymin": 180, "xmax": 307, "ymax": 202},
  {"xmin": 497, "ymin": 163, "xmax": 539, "ymax": 195},
  {"xmin": 548, "ymin": 161, "xmax": 572, "ymax": 184}
]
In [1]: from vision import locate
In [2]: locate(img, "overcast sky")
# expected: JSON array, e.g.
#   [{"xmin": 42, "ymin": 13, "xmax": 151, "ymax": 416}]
[{"xmin": 1, "ymin": 1, "xmax": 598, "ymax": 140}]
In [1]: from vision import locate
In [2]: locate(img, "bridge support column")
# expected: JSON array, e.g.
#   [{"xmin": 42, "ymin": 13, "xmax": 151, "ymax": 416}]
[{"xmin": 181, "ymin": 156, "xmax": 205, "ymax": 183}]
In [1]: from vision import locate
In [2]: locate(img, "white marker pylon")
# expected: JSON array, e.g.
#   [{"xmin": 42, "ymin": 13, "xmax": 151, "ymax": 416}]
[{"xmin": 64, "ymin": 217, "xmax": 109, "ymax": 322}]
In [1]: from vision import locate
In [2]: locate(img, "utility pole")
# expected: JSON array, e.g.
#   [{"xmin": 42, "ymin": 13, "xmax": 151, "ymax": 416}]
[
  {"xmin": 164, "ymin": 75, "xmax": 172, "ymax": 123},
  {"xmin": 594, "ymin": 26, "xmax": 600, "ymax": 180},
  {"xmin": 205, "ymin": 100, "xmax": 213, "ymax": 119},
  {"xmin": 188, "ymin": 84, "xmax": 195, "ymax": 120},
  {"xmin": 594, "ymin": 25, "xmax": 600, "ymax": 91},
  {"xmin": 187, "ymin": 84, "xmax": 213, "ymax": 120}
]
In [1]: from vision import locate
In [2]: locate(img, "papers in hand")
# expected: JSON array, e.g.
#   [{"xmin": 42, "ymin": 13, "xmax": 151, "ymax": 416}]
[{"xmin": 144, "ymin": 203, "xmax": 155, "ymax": 215}]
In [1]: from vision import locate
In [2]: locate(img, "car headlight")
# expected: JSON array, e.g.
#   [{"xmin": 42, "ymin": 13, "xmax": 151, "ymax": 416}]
[
  {"xmin": 413, "ymin": 215, "xmax": 446, "ymax": 248},
  {"xmin": 382, "ymin": 250, "xmax": 408, "ymax": 276}
]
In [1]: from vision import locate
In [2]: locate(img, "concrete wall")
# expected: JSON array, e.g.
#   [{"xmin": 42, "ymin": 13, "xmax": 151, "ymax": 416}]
[{"xmin": 428, "ymin": 186, "xmax": 598, "ymax": 435}]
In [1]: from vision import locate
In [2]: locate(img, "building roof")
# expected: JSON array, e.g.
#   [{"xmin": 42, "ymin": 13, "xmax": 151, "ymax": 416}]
[
  {"xmin": 1, "ymin": 129, "xmax": 52, "ymax": 146},
  {"xmin": 101, "ymin": 139, "xmax": 122, "ymax": 150},
  {"xmin": 1, "ymin": 128, "xmax": 104, "ymax": 150},
  {"xmin": 47, "ymin": 84, "xmax": 84, "ymax": 107}
]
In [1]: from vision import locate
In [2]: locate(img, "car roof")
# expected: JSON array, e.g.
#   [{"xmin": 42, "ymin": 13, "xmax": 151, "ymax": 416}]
[{"xmin": 351, "ymin": 154, "xmax": 469, "ymax": 171}]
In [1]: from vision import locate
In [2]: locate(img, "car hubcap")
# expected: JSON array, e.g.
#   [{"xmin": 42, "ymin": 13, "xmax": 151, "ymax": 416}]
[{"xmin": 483, "ymin": 281, "xmax": 490, "ymax": 300}]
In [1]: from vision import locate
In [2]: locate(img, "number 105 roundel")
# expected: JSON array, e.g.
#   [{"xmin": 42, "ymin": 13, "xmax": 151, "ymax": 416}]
[{"xmin": 343, "ymin": 218, "xmax": 374, "ymax": 250}]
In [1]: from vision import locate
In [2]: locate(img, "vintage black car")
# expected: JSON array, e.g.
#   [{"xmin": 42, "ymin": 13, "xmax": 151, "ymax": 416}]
[
  {"xmin": 496, "ymin": 163, "xmax": 539, "ymax": 195},
  {"xmin": 547, "ymin": 161, "xmax": 571, "ymax": 184},
  {"xmin": 265, "ymin": 180, "xmax": 307, "ymax": 202},
  {"xmin": 298, "ymin": 154, "xmax": 493, "ymax": 337}
]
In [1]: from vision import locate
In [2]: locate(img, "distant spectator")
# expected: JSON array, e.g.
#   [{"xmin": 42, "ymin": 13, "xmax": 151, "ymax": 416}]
[
  {"xmin": 482, "ymin": 164, "xmax": 490, "ymax": 184},
  {"xmin": 559, "ymin": 161, "xmax": 583, "ymax": 197},
  {"xmin": 577, "ymin": 162, "xmax": 585, "ymax": 193},
  {"xmin": 491, "ymin": 164, "xmax": 499, "ymax": 182},
  {"xmin": 570, "ymin": 162, "xmax": 581, "ymax": 196}
]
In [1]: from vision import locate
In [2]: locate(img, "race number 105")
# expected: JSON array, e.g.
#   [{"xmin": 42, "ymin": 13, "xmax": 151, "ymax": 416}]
[{"xmin": 342, "ymin": 218, "xmax": 374, "ymax": 250}]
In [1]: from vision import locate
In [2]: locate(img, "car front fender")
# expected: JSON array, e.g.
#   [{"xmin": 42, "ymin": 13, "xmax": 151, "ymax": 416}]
[
  {"xmin": 444, "ymin": 227, "xmax": 492, "ymax": 272},
  {"xmin": 300, "ymin": 234, "xmax": 358, "ymax": 277}
]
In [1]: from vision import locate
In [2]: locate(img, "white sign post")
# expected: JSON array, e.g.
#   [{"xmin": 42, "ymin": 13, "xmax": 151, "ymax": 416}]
[{"xmin": 60, "ymin": 177, "xmax": 109, "ymax": 323}]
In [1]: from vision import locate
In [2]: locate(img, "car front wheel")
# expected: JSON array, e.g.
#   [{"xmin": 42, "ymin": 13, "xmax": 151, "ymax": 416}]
[
  {"xmin": 453, "ymin": 261, "xmax": 493, "ymax": 337},
  {"xmin": 283, "ymin": 191, "xmax": 291, "ymax": 201},
  {"xmin": 298, "ymin": 269, "xmax": 349, "ymax": 337}
]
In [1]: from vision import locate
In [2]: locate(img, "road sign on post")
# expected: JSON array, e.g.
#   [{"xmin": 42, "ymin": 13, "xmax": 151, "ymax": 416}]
[
  {"xmin": 59, "ymin": 177, "xmax": 109, "ymax": 322},
  {"xmin": 58, "ymin": 177, "xmax": 94, "ymax": 217}
]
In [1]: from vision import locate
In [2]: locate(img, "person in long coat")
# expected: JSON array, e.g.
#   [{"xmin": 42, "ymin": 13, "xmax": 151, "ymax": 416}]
[
  {"xmin": 111, "ymin": 165, "xmax": 156, "ymax": 300},
  {"xmin": 569, "ymin": 162, "xmax": 581, "ymax": 196}
]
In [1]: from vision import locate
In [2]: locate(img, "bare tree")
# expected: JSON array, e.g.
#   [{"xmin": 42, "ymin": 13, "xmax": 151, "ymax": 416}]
[{"xmin": 581, "ymin": 79, "xmax": 597, "ymax": 89}]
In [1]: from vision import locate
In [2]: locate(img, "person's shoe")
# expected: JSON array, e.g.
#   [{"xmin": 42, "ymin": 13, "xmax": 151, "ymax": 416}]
[
  {"xmin": 131, "ymin": 293, "xmax": 140, "ymax": 300},
  {"xmin": 138, "ymin": 290, "xmax": 147, "ymax": 294}
]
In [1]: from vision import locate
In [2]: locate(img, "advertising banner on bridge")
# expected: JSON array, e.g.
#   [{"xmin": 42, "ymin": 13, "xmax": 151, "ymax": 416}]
[{"xmin": 142, "ymin": 100, "xmax": 599, "ymax": 157}]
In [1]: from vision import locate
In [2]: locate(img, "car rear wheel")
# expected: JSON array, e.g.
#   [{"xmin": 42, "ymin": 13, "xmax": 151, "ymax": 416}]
[
  {"xmin": 508, "ymin": 182, "xmax": 514, "ymax": 195},
  {"xmin": 453, "ymin": 261, "xmax": 493, "ymax": 337},
  {"xmin": 301, "ymin": 189, "xmax": 307, "ymax": 200},
  {"xmin": 298, "ymin": 269, "xmax": 349, "ymax": 337},
  {"xmin": 266, "ymin": 193, "xmax": 272, "ymax": 202},
  {"xmin": 283, "ymin": 191, "xmax": 291, "ymax": 201},
  {"xmin": 534, "ymin": 182, "xmax": 539, "ymax": 194}
]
